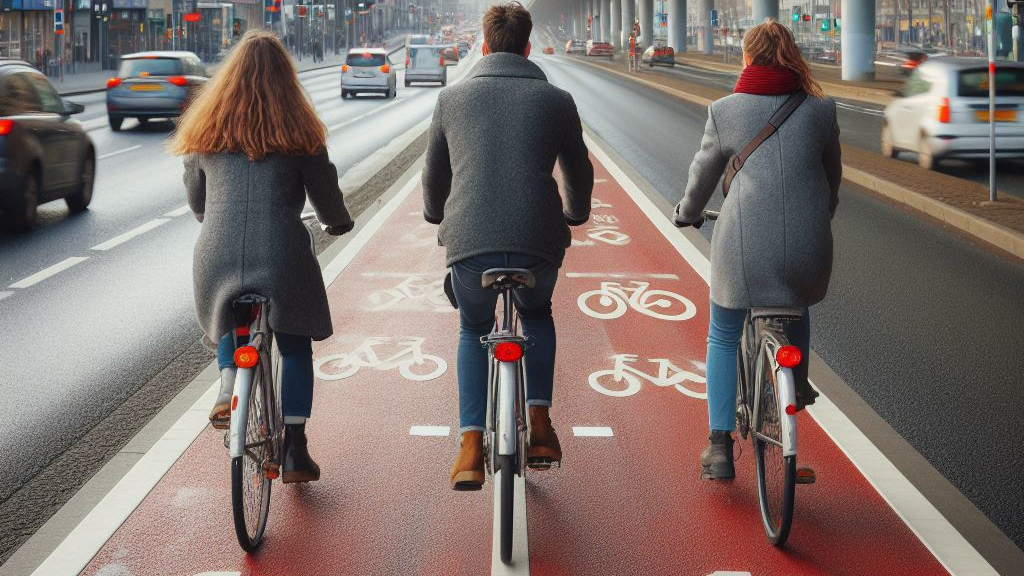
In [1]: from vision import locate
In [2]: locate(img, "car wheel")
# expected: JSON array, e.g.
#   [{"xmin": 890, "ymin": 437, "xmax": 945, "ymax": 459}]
[
  {"xmin": 6, "ymin": 169, "xmax": 39, "ymax": 233},
  {"xmin": 109, "ymin": 115, "xmax": 123, "ymax": 132},
  {"xmin": 66, "ymin": 153, "xmax": 95, "ymax": 213},
  {"xmin": 137, "ymin": 117, "xmax": 148, "ymax": 126},
  {"xmin": 405, "ymin": 79, "xmax": 411, "ymax": 88},
  {"xmin": 881, "ymin": 124, "xmax": 898, "ymax": 159},
  {"xmin": 341, "ymin": 90, "xmax": 348, "ymax": 99},
  {"xmin": 917, "ymin": 133, "xmax": 936, "ymax": 170}
]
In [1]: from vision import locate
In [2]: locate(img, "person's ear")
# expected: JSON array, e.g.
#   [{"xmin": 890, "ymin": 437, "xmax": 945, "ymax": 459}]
[
  {"xmin": 482, "ymin": 42, "xmax": 491, "ymax": 55},
  {"xmin": 743, "ymin": 52, "xmax": 751, "ymax": 68},
  {"xmin": 524, "ymin": 41, "xmax": 531, "ymax": 57}
]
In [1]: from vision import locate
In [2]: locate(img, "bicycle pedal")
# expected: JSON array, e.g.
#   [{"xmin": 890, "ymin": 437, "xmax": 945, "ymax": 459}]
[{"xmin": 796, "ymin": 466, "xmax": 817, "ymax": 484}]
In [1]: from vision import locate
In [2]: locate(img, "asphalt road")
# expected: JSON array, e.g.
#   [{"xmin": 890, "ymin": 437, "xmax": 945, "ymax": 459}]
[
  {"xmin": 0, "ymin": 52, "xmax": 471, "ymax": 507},
  {"xmin": 532, "ymin": 51, "xmax": 1024, "ymax": 550}
]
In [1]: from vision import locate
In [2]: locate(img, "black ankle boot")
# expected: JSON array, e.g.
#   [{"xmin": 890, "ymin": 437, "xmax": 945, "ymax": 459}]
[
  {"xmin": 700, "ymin": 430, "xmax": 735, "ymax": 480},
  {"xmin": 282, "ymin": 423, "xmax": 321, "ymax": 484}
]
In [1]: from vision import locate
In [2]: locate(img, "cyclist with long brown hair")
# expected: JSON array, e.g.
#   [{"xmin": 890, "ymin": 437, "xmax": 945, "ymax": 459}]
[
  {"xmin": 673, "ymin": 20, "xmax": 842, "ymax": 480},
  {"xmin": 171, "ymin": 29, "xmax": 354, "ymax": 484}
]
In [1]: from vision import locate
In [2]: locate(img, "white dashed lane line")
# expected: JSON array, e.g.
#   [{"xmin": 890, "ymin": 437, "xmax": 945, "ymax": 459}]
[
  {"xmin": 8, "ymin": 257, "xmax": 90, "ymax": 289},
  {"xmin": 409, "ymin": 425, "xmax": 451, "ymax": 437},
  {"xmin": 90, "ymin": 219, "xmax": 170, "ymax": 251},
  {"xmin": 572, "ymin": 426, "xmax": 614, "ymax": 437},
  {"xmin": 565, "ymin": 272, "xmax": 680, "ymax": 280},
  {"xmin": 163, "ymin": 204, "xmax": 191, "ymax": 218},
  {"xmin": 97, "ymin": 144, "xmax": 142, "ymax": 161},
  {"xmin": 0, "ymin": 291, "xmax": 13, "ymax": 301}
]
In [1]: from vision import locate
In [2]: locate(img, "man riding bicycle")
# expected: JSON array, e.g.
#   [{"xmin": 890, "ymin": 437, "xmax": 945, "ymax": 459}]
[{"xmin": 422, "ymin": 1, "xmax": 594, "ymax": 491}]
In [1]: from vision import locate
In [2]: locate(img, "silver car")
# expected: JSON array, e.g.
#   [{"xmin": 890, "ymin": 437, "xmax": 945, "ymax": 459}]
[
  {"xmin": 882, "ymin": 58, "xmax": 1024, "ymax": 169},
  {"xmin": 405, "ymin": 45, "xmax": 446, "ymax": 87},
  {"xmin": 341, "ymin": 48, "xmax": 397, "ymax": 99},
  {"xmin": 105, "ymin": 51, "xmax": 207, "ymax": 131}
]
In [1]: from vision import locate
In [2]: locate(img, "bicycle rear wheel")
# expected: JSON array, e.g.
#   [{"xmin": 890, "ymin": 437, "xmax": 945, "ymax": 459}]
[
  {"xmin": 753, "ymin": 338, "xmax": 796, "ymax": 547},
  {"xmin": 231, "ymin": 351, "xmax": 273, "ymax": 552},
  {"xmin": 498, "ymin": 454, "xmax": 515, "ymax": 564}
]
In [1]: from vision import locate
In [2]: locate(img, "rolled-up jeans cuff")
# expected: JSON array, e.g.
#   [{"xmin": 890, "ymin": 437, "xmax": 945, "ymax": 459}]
[
  {"xmin": 526, "ymin": 400, "xmax": 552, "ymax": 408},
  {"xmin": 458, "ymin": 425, "xmax": 486, "ymax": 435}
]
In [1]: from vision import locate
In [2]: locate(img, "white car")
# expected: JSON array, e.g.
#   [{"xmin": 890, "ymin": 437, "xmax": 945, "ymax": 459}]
[
  {"xmin": 341, "ymin": 48, "xmax": 396, "ymax": 99},
  {"xmin": 882, "ymin": 57, "xmax": 1024, "ymax": 169}
]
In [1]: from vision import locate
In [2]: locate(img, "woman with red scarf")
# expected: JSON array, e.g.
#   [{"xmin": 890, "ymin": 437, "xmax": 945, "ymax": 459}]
[{"xmin": 673, "ymin": 20, "xmax": 842, "ymax": 480}]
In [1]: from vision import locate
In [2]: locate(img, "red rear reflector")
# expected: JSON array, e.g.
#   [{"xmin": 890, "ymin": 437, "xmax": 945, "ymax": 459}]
[
  {"xmin": 776, "ymin": 345, "xmax": 802, "ymax": 369},
  {"xmin": 785, "ymin": 404, "xmax": 797, "ymax": 416},
  {"xmin": 938, "ymin": 97, "xmax": 951, "ymax": 123},
  {"xmin": 106, "ymin": 77, "xmax": 122, "ymax": 89},
  {"xmin": 167, "ymin": 76, "xmax": 187, "ymax": 87},
  {"xmin": 342, "ymin": 64, "xmax": 349, "ymax": 72},
  {"xmin": 235, "ymin": 326, "xmax": 250, "ymax": 337},
  {"xmin": 234, "ymin": 345, "xmax": 260, "ymax": 368},
  {"xmin": 406, "ymin": 57, "xmax": 410, "ymax": 67},
  {"xmin": 0, "ymin": 119, "xmax": 12, "ymax": 136},
  {"xmin": 494, "ymin": 342, "xmax": 523, "ymax": 362},
  {"xmin": 380, "ymin": 64, "xmax": 390, "ymax": 74},
  {"xmin": 231, "ymin": 395, "xmax": 239, "ymax": 411}
]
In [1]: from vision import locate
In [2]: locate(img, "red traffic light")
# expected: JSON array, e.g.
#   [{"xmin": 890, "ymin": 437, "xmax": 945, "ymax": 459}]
[{"xmin": 802, "ymin": 14, "xmax": 811, "ymax": 21}]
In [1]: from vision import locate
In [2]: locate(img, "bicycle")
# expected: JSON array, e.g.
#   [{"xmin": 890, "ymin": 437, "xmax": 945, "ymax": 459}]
[
  {"xmin": 678, "ymin": 210, "xmax": 810, "ymax": 547},
  {"xmin": 477, "ymin": 267, "xmax": 535, "ymax": 565}
]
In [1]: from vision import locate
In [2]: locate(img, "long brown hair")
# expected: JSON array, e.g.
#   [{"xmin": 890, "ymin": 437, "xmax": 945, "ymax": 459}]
[
  {"xmin": 743, "ymin": 20, "xmax": 825, "ymax": 99},
  {"xmin": 170, "ymin": 29, "xmax": 326, "ymax": 160}
]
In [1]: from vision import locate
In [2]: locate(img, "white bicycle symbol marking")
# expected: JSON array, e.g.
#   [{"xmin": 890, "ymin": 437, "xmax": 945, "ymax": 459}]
[
  {"xmin": 592, "ymin": 214, "xmax": 619, "ymax": 224},
  {"xmin": 572, "ymin": 225, "xmax": 632, "ymax": 247},
  {"xmin": 578, "ymin": 281, "xmax": 697, "ymax": 321},
  {"xmin": 366, "ymin": 275, "xmax": 453, "ymax": 312},
  {"xmin": 314, "ymin": 337, "xmax": 448, "ymax": 382},
  {"xmin": 589, "ymin": 354, "xmax": 707, "ymax": 399},
  {"xmin": 592, "ymin": 198, "xmax": 613, "ymax": 209}
]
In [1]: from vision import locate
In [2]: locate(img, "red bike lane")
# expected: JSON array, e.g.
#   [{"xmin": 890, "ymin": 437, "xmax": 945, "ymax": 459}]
[{"xmin": 61, "ymin": 153, "xmax": 966, "ymax": 576}]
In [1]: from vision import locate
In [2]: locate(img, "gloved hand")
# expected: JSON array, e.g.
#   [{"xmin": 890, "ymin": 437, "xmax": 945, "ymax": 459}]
[
  {"xmin": 324, "ymin": 220, "xmax": 355, "ymax": 236},
  {"xmin": 565, "ymin": 213, "xmax": 589, "ymax": 227},
  {"xmin": 672, "ymin": 204, "xmax": 704, "ymax": 229}
]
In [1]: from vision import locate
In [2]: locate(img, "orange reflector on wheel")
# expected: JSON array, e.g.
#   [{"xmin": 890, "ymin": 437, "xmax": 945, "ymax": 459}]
[
  {"xmin": 776, "ymin": 345, "xmax": 802, "ymax": 368},
  {"xmin": 494, "ymin": 342, "xmax": 523, "ymax": 362},
  {"xmin": 234, "ymin": 345, "xmax": 259, "ymax": 368},
  {"xmin": 785, "ymin": 404, "xmax": 797, "ymax": 416}
]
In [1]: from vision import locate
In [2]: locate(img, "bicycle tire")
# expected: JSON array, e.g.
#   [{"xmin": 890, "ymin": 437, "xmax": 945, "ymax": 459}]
[
  {"xmin": 753, "ymin": 337, "xmax": 796, "ymax": 546},
  {"xmin": 499, "ymin": 454, "xmax": 515, "ymax": 565},
  {"xmin": 231, "ymin": 351, "xmax": 273, "ymax": 552}
]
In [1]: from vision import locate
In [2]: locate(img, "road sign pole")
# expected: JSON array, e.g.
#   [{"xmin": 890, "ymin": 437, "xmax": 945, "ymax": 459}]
[{"xmin": 987, "ymin": 1, "xmax": 997, "ymax": 202}]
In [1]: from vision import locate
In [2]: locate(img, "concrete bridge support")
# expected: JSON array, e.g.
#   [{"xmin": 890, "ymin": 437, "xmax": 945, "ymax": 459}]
[{"xmin": 841, "ymin": 0, "xmax": 875, "ymax": 81}]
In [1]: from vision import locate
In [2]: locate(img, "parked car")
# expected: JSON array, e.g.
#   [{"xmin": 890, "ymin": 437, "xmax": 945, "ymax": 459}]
[
  {"xmin": 565, "ymin": 39, "xmax": 585, "ymax": 54},
  {"xmin": 441, "ymin": 44, "xmax": 460, "ymax": 66},
  {"xmin": 0, "ymin": 60, "xmax": 94, "ymax": 232},
  {"xmin": 105, "ymin": 51, "xmax": 207, "ymax": 131},
  {"xmin": 882, "ymin": 58, "xmax": 1024, "ymax": 170},
  {"xmin": 586, "ymin": 40, "xmax": 614, "ymax": 58},
  {"xmin": 405, "ymin": 45, "xmax": 447, "ymax": 87},
  {"xmin": 406, "ymin": 34, "xmax": 432, "ymax": 48},
  {"xmin": 642, "ymin": 44, "xmax": 675, "ymax": 67},
  {"xmin": 543, "ymin": 46, "xmax": 555, "ymax": 55},
  {"xmin": 341, "ymin": 48, "xmax": 397, "ymax": 98}
]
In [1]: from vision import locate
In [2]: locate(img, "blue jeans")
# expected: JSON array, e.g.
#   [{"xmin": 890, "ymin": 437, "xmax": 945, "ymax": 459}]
[
  {"xmin": 705, "ymin": 302, "xmax": 811, "ymax": 432},
  {"xmin": 217, "ymin": 332, "xmax": 314, "ymax": 419},
  {"xmin": 450, "ymin": 253, "xmax": 560, "ymax": 433}
]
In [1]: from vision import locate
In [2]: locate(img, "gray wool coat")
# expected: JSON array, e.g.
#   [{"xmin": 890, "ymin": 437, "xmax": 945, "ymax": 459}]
[
  {"xmin": 422, "ymin": 52, "xmax": 594, "ymax": 266},
  {"xmin": 675, "ymin": 93, "xmax": 842, "ymax": 310},
  {"xmin": 184, "ymin": 151, "xmax": 353, "ymax": 348}
]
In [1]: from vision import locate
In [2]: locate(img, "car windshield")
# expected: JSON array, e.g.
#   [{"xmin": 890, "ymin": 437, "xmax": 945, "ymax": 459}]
[
  {"xmin": 119, "ymin": 57, "xmax": 183, "ymax": 78},
  {"xmin": 410, "ymin": 47, "xmax": 440, "ymax": 67},
  {"xmin": 958, "ymin": 68, "xmax": 1024, "ymax": 97},
  {"xmin": 347, "ymin": 53, "xmax": 386, "ymax": 66}
]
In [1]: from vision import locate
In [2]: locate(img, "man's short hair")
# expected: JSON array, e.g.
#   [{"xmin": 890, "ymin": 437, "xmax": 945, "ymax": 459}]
[{"xmin": 483, "ymin": 2, "xmax": 532, "ymax": 54}]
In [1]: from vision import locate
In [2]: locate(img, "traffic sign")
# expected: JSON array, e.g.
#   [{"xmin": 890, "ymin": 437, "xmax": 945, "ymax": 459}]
[
  {"xmin": 297, "ymin": 4, "xmax": 307, "ymax": 17},
  {"xmin": 710, "ymin": 9, "xmax": 718, "ymax": 27},
  {"xmin": 183, "ymin": 12, "xmax": 200, "ymax": 22},
  {"xmin": 54, "ymin": 8, "xmax": 64, "ymax": 34}
]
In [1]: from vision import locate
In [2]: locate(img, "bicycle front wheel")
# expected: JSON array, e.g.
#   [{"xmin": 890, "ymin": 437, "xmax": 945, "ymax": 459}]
[
  {"xmin": 231, "ymin": 354, "xmax": 273, "ymax": 552},
  {"xmin": 498, "ymin": 454, "xmax": 515, "ymax": 565},
  {"xmin": 753, "ymin": 340, "xmax": 796, "ymax": 547}
]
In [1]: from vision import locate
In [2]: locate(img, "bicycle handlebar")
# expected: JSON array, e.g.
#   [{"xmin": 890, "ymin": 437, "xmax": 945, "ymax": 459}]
[
  {"xmin": 301, "ymin": 212, "xmax": 354, "ymax": 236},
  {"xmin": 673, "ymin": 209, "xmax": 719, "ymax": 230}
]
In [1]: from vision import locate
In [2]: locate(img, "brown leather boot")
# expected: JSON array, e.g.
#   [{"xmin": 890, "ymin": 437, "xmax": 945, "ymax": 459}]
[
  {"xmin": 450, "ymin": 431, "xmax": 485, "ymax": 491},
  {"xmin": 527, "ymin": 406, "xmax": 562, "ymax": 470}
]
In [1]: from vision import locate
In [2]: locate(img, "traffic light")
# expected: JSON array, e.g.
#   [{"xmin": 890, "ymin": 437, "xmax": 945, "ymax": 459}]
[
  {"xmin": 791, "ymin": 7, "xmax": 800, "ymax": 22},
  {"xmin": 802, "ymin": 14, "xmax": 811, "ymax": 22},
  {"xmin": 821, "ymin": 18, "xmax": 829, "ymax": 31}
]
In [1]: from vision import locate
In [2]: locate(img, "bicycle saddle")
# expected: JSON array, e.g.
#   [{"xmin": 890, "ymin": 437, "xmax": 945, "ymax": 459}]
[
  {"xmin": 750, "ymin": 307, "xmax": 804, "ymax": 320},
  {"xmin": 481, "ymin": 268, "xmax": 536, "ymax": 290}
]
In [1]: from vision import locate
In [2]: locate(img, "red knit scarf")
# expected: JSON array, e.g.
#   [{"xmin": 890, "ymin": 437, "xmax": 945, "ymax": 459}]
[{"xmin": 734, "ymin": 65, "xmax": 802, "ymax": 95}]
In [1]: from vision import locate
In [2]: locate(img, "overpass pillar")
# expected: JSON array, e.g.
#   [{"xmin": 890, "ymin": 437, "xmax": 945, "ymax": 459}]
[
  {"xmin": 841, "ymin": 0, "xmax": 875, "ymax": 81},
  {"xmin": 610, "ymin": 0, "xmax": 621, "ymax": 49},
  {"xmin": 639, "ymin": 0, "xmax": 653, "ymax": 46},
  {"xmin": 600, "ymin": 0, "xmax": 610, "ymax": 40},
  {"xmin": 698, "ymin": 0, "xmax": 714, "ymax": 54},
  {"xmin": 668, "ymin": 0, "xmax": 686, "ymax": 51},
  {"xmin": 621, "ymin": 0, "xmax": 635, "ymax": 50},
  {"xmin": 751, "ymin": 0, "xmax": 778, "ymax": 23}
]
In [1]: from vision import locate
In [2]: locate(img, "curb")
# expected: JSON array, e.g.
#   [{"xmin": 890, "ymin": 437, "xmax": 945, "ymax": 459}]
[{"xmin": 572, "ymin": 56, "xmax": 1024, "ymax": 262}]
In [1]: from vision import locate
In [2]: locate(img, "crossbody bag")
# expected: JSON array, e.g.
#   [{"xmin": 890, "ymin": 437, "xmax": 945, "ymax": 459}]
[{"xmin": 722, "ymin": 90, "xmax": 808, "ymax": 197}]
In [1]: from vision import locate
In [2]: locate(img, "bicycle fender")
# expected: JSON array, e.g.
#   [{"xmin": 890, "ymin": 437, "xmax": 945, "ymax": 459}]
[
  {"xmin": 228, "ymin": 368, "xmax": 254, "ymax": 459},
  {"xmin": 776, "ymin": 367, "xmax": 798, "ymax": 458}
]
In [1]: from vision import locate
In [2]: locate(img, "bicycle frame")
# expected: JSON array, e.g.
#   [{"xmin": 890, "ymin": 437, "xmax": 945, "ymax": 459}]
[
  {"xmin": 746, "ymin": 320, "xmax": 798, "ymax": 458},
  {"xmin": 227, "ymin": 297, "xmax": 280, "ymax": 463},
  {"xmin": 483, "ymin": 287, "xmax": 530, "ymax": 473}
]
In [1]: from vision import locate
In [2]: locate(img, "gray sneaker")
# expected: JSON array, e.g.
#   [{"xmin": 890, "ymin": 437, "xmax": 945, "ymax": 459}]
[{"xmin": 700, "ymin": 431, "xmax": 735, "ymax": 480}]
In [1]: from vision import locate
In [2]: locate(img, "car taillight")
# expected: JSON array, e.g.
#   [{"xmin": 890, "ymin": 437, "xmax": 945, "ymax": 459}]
[
  {"xmin": 167, "ymin": 76, "xmax": 188, "ymax": 87},
  {"xmin": 406, "ymin": 56, "xmax": 410, "ymax": 67},
  {"xmin": 0, "ymin": 119, "xmax": 12, "ymax": 136},
  {"xmin": 776, "ymin": 345, "xmax": 802, "ymax": 369},
  {"xmin": 342, "ymin": 64, "xmax": 349, "ymax": 73},
  {"xmin": 440, "ymin": 56, "xmax": 445, "ymax": 66},
  {"xmin": 380, "ymin": 64, "xmax": 390, "ymax": 74},
  {"xmin": 494, "ymin": 342, "xmax": 523, "ymax": 363},
  {"xmin": 938, "ymin": 97, "xmax": 951, "ymax": 123},
  {"xmin": 106, "ymin": 77, "xmax": 122, "ymax": 89}
]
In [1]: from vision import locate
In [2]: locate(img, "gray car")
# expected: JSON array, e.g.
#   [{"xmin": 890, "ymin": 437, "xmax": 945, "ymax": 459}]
[
  {"xmin": 405, "ymin": 45, "xmax": 447, "ymax": 87},
  {"xmin": 105, "ymin": 51, "xmax": 208, "ymax": 131},
  {"xmin": 341, "ymin": 48, "xmax": 397, "ymax": 99},
  {"xmin": 882, "ymin": 57, "xmax": 1024, "ymax": 169}
]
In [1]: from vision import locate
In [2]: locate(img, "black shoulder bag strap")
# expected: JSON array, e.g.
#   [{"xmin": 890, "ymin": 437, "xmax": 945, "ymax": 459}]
[{"xmin": 722, "ymin": 90, "xmax": 808, "ymax": 197}]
